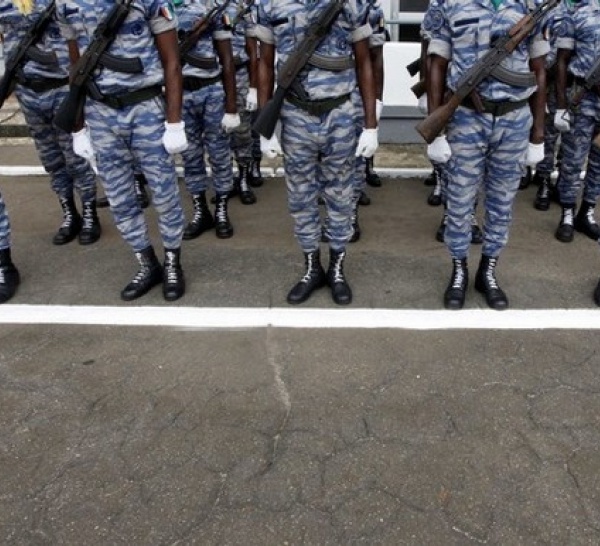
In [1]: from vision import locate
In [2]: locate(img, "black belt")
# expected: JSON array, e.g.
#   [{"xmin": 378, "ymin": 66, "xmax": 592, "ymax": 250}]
[
  {"xmin": 97, "ymin": 85, "xmax": 163, "ymax": 109},
  {"xmin": 286, "ymin": 92, "xmax": 351, "ymax": 116},
  {"xmin": 461, "ymin": 96, "xmax": 528, "ymax": 117},
  {"xmin": 182, "ymin": 75, "xmax": 221, "ymax": 91},
  {"xmin": 17, "ymin": 76, "xmax": 68, "ymax": 93}
]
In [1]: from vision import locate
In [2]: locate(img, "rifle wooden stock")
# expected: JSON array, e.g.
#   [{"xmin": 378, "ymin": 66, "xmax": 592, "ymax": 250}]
[
  {"xmin": 411, "ymin": 78, "xmax": 426, "ymax": 98},
  {"xmin": 54, "ymin": 84, "xmax": 85, "ymax": 132},
  {"xmin": 253, "ymin": 86, "xmax": 286, "ymax": 139},
  {"xmin": 415, "ymin": 93, "xmax": 462, "ymax": 144}
]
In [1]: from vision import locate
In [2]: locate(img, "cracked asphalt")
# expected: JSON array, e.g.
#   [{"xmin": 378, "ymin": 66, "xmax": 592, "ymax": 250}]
[{"xmin": 1, "ymin": 135, "xmax": 600, "ymax": 545}]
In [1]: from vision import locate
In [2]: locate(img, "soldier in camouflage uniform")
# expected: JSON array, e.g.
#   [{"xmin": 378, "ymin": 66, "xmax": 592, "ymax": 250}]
[
  {"xmin": 256, "ymin": 0, "xmax": 378, "ymax": 306},
  {"xmin": 0, "ymin": 0, "xmax": 100, "ymax": 246},
  {"xmin": 553, "ymin": 0, "xmax": 600, "ymax": 244},
  {"xmin": 0, "ymin": 190, "xmax": 19, "ymax": 303},
  {"xmin": 175, "ymin": 0, "xmax": 240, "ymax": 240},
  {"xmin": 426, "ymin": 0, "xmax": 548, "ymax": 310},
  {"xmin": 227, "ymin": 0, "xmax": 260, "ymax": 204},
  {"xmin": 57, "ymin": 0, "xmax": 188, "ymax": 301}
]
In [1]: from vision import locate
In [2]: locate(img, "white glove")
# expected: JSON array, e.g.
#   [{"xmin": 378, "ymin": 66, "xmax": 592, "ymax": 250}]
[
  {"xmin": 525, "ymin": 142, "xmax": 544, "ymax": 167},
  {"xmin": 72, "ymin": 125, "xmax": 95, "ymax": 161},
  {"xmin": 246, "ymin": 87, "xmax": 258, "ymax": 112},
  {"xmin": 427, "ymin": 135, "xmax": 451, "ymax": 164},
  {"xmin": 221, "ymin": 112, "xmax": 241, "ymax": 133},
  {"xmin": 375, "ymin": 99, "xmax": 383, "ymax": 122},
  {"xmin": 260, "ymin": 134, "xmax": 282, "ymax": 158},
  {"xmin": 162, "ymin": 121, "xmax": 188, "ymax": 154},
  {"xmin": 418, "ymin": 94, "xmax": 428, "ymax": 115},
  {"xmin": 355, "ymin": 128, "xmax": 379, "ymax": 158},
  {"xmin": 554, "ymin": 109, "xmax": 570, "ymax": 132}
]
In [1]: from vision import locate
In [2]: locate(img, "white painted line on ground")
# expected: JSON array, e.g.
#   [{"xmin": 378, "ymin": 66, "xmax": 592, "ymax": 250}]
[{"xmin": 1, "ymin": 305, "xmax": 600, "ymax": 330}]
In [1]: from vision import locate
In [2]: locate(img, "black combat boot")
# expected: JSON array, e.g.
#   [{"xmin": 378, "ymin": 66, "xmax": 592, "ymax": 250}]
[
  {"xmin": 435, "ymin": 211, "xmax": 447, "ymax": 243},
  {"xmin": 248, "ymin": 159, "xmax": 264, "ymax": 187},
  {"xmin": 183, "ymin": 192, "xmax": 215, "ymax": 240},
  {"xmin": 78, "ymin": 200, "xmax": 101, "ymax": 245},
  {"xmin": 427, "ymin": 171, "xmax": 442, "ymax": 206},
  {"xmin": 470, "ymin": 212, "xmax": 483, "ymax": 244},
  {"xmin": 574, "ymin": 201, "xmax": 600, "ymax": 240},
  {"xmin": 327, "ymin": 248, "xmax": 352, "ymax": 305},
  {"xmin": 134, "ymin": 173, "xmax": 150, "ymax": 209},
  {"xmin": 555, "ymin": 205, "xmax": 576, "ymax": 242},
  {"xmin": 163, "ymin": 247, "xmax": 185, "ymax": 301},
  {"xmin": 287, "ymin": 249, "xmax": 327, "ymax": 304},
  {"xmin": 519, "ymin": 166, "xmax": 532, "ymax": 190},
  {"xmin": 594, "ymin": 278, "xmax": 600, "ymax": 307},
  {"xmin": 365, "ymin": 156, "xmax": 382, "ymax": 188},
  {"xmin": 53, "ymin": 193, "xmax": 82, "ymax": 245},
  {"xmin": 358, "ymin": 190, "xmax": 371, "ymax": 206},
  {"xmin": 214, "ymin": 192, "xmax": 233, "ymax": 239},
  {"xmin": 120, "ymin": 246, "xmax": 163, "ymax": 301},
  {"xmin": 444, "ymin": 257, "xmax": 468, "ymax": 310},
  {"xmin": 424, "ymin": 168, "xmax": 436, "ymax": 186},
  {"xmin": 236, "ymin": 162, "xmax": 257, "ymax": 205},
  {"xmin": 534, "ymin": 174, "xmax": 551, "ymax": 211},
  {"xmin": 531, "ymin": 170, "xmax": 547, "ymax": 186},
  {"xmin": 475, "ymin": 255, "xmax": 508, "ymax": 310},
  {"xmin": 350, "ymin": 200, "xmax": 361, "ymax": 243},
  {"xmin": 0, "ymin": 248, "xmax": 20, "ymax": 304}
]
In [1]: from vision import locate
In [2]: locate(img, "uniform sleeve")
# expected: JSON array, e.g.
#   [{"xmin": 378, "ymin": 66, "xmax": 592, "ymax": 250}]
[
  {"xmin": 529, "ymin": 31, "xmax": 550, "ymax": 59},
  {"xmin": 254, "ymin": 1, "xmax": 273, "ymax": 44},
  {"xmin": 425, "ymin": 1, "xmax": 451, "ymax": 59},
  {"xmin": 213, "ymin": 29, "xmax": 233, "ymax": 40},
  {"xmin": 368, "ymin": 8, "xmax": 386, "ymax": 47},
  {"xmin": 148, "ymin": 0, "xmax": 178, "ymax": 35},
  {"xmin": 351, "ymin": 23, "xmax": 372, "ymax": 43},
  {"xmin": 55, "ymin": 0, "xmax": 80, "ymax": 41},
  {"xmin": 555, "ymin": 10, "xmax": 574, "ymax": 50}
]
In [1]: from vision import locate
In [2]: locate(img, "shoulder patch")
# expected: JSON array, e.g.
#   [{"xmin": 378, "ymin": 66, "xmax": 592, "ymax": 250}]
[{"xmin": 423, "ymin": 7, "xmax": 444, "ymax": 33}]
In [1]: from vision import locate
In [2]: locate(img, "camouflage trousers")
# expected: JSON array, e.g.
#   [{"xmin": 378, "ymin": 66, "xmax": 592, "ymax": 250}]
[{"xmin": 0, "ymin": 189, "xmax": 11, "ymax": 250}]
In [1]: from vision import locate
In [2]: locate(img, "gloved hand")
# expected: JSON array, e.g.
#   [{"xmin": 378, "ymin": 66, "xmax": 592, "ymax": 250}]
[
  {"xmin": 355, "ymin": 128, "xmax": 379, "ymax": 158},
  {"xmin": 260, "ymin": 134, "xmax": 283, "ymax": 158},
  {"xmin": 418, "ymin": 94, "xmax": 428, "ymax": 115},
  {"xmin": 375, "ymin": 99, "xmax": 383, "ymax": 122},
  {"xmin": 221, "ymin": 112, "xmax": 241, "ymax": 133},
  {"xmin": 162, "ymin": 121, "xmax": 188, "ymax": 154},
  {"xmin": 246, "ymin": 87, "xmax": 258, "ymax": 112},
  {"xmin": 72, "ymin": 125, "xmax": 95, "ymax": 161},
  {"xmin": 525, "ymin": 142, "xmax": 544, "ymax": 167},
  {"xmin": 427, "ymin": 135, "xmax": 451, "ymax": 164},
  {"xmin": 554, "ymin": 109, "xmax": 570, "ymax": 132}
]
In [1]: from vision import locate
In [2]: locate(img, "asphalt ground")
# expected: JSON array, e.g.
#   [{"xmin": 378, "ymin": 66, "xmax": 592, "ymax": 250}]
[{"xmin": 1, "ymin": 111, "xmax": 600, "ymax": 544}]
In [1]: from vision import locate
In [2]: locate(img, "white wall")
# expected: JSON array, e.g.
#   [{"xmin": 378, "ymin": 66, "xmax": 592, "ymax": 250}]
[{"xmin": 382, "ymin": 41, "xmax": 422, "ymax": 108}]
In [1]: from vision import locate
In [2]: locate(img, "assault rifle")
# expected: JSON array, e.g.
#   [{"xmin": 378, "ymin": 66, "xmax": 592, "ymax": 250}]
[
  {"xmin": 415, "ymin": 0, "xmax": 559, "ymax": 144},
  {"xmin": 178, "ymin": 0, "xmax": 234, "ymax": 60},
  {"xmin": 253, "ymin": 0, "xmax": 348, "ymax": 139},
  {"xmin": 54, "ymin": 0, "xmax": 134, "ymax": 132},
  {"xmin": 569, "ymin": 55, "xmax": 600, "ymax": 108},
  {"xmin": 0, "ymin": 0, "xmax": 56, "ymax": 109},
  {"xmin": 406, "ymin": 57, "xmax": 421, "ymax": 78}
]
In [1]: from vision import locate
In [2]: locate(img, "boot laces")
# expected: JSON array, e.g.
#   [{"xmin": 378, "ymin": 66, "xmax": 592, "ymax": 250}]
[
  {"xmin": 0, "ymin": 266, "xmax": 5, "ymax": 284},
  {"xmin": 82, "ymin": 203, "xmax": 95, "ymax": 230},
  {"xmin": 59, "ymin": 197, "xmax": 74, "ymax": 227},
  {"xmin": 484, "ymin": 258, "xmax": 499, "ymax": 290},
  {"xmin": 301, "ymin": 253, "xmax": 317, "ymax": 283},
  {"xmin": 131, "ymin": 252, "xmax": 153, "ymax": 284},
  {"xmin": 164, "ymin": 251, "xmax": 179, "ymax": 283},
  {"xmin": 563, "ymin": 208, "xmax": 574, "ymax": 226},
  {"xmin": 239, "ymin": 167, "xmax": 250, "ymax": 192},
  {"xmin": 586, "ymin": 208, "xmax": 597, "ymax": 225},
  {"xmin": 538, "ymin": 183, "xmax": 549, "ymax": 199},
  {"xmin": 216, "ymin": 196, "xmax": 228, "ymax": 223},
  {"xmin": 331, "ymin": 252, "xmax": 346, "ymax": 284},
  {"xmin": 192, "ymin": 196, "xmax": 204, "ymax": 223},
  {"xmin": 451, "ymin": 259, "xmax": 465, "ymax": 289}
]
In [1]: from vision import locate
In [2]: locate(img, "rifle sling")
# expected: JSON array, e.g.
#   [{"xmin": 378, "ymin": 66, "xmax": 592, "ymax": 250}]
[
  {"xmin": 182, "ymin": 74, "xmax": 221, "ymax": 91},
  {"xmin": 90, "ymin": 84, "xmax": 163, "ymax": 109}
]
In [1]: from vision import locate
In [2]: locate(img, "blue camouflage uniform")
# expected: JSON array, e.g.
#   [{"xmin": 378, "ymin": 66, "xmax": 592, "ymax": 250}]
[
  {"xmin": 228, "ymin": 0, "xmax": 256, "ymax": 167},
  {"xmin": 536, "ymin": 3, "xmax": 566, "ymax": 177},
  {"xmin": 426, "ymin": 0, "xmax": 549, "ymax": 260},
  {"xmin": 0, "ymin": 0, "xmax": 96, "ymax": 204},
  {"xmin": 176, "ymin": 0, "xmax": 233, "ymax": 196},
  {"xmin": 0, "ymin": 190, "xmax": 11, "ymax": 251},
  {"xmin": 56, "ymin": 0, "xmax": 184, "ymax": 252},
  {"xmin": 351, "ymin": 0, "xmax": 384, "ymax": 201},
  {"xmin": 255, "ymin": 0, "xmax": 371, "ymax": 252},
  {"xmin": 556, "ymin": 0, "xmax": 600, "ymax": 207}
]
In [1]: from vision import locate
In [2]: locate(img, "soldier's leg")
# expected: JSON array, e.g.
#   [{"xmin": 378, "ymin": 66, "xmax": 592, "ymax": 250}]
[
  {"xmin": 534, "ymin": 87, "xmax": 560, "ymax": 210},
  {"xmin": 576, "ymin": 141, "xmax": 600, "ymax": 240},
  {"xmin": 281, "ymin": 103, "xmax": 326, "ymax": 304},
  {"xmin": 0, "ymin": 189, "xmax": 20, "ymax": 303},
  {"xmin": 181, "ymin": 89, "xmax": 214, "ymax": 240}
]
